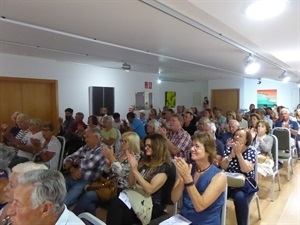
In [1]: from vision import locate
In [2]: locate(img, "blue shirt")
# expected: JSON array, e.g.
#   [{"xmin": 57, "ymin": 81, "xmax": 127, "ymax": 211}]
[
  {"xmin": 131, "ymin": 118, "xmax": 147, "ymax": 139},
  {"xmin": 180, "ymin": 164, "xmax": 224, "ymax": 225}
]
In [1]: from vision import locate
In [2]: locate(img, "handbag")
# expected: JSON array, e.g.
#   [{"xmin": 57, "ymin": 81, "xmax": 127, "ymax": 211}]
[
  {"xmin": 225, "ymin": 172, "xmax": 245, "ymax": 188},
  {"xmin": 240, "ymin": 177, "xmax": 259, "ymax": 194},
  {"xmin": 85, "ymin": 176, "xmax": 117, "ymax": 202}
]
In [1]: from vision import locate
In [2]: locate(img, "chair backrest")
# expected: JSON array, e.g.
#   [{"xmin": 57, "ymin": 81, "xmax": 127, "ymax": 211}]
[
  {"xmin": 271, "ymin": 134, "xmax": 279, "ymax": 171},
  {"xmin": 271, "ymin": 127, "xmax": 291, "ymax": 151},
  {"xmin": 56, "ymin": 136, "xmax": 66, "ymax": 171},
  {"xmin": 253, "ymin": 149, "xmax": 259, "ymax": 183},
  {"xmin": 78, "ymin": 212, "xmax": 106, "ymax": 225}
]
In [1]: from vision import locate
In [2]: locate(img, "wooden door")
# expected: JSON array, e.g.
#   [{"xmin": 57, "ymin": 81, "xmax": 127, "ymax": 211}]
[
  {"xmin": 0, "ymin": 77, "xmax": 58, "ymax": 132},
  {"xmin": 211, "ymin": 89, "xmax": 239, "ymax": 113}
]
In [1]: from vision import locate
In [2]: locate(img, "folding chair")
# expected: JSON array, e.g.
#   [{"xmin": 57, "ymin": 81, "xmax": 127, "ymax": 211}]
[
  {"xmin": 266, "ymin": 135, "xmax": 281, "ymax": 201},
  {"xmin": 56, "ymin": 136, "xmax": 66, "ymax": 171},
  {"xmin": 78, "ymin": 212, "xmax": 106, "ymax": 225},
  {"xmin": 271, "ymin": 127, "xmax": 293, "ymax": 181},
  {"xmin": 227, "ymin": 150, "xmax": 261, "ymax": 225},
  {"xmin": 221, "ymin": 184, "xmax": 228, "ymax": 225}
]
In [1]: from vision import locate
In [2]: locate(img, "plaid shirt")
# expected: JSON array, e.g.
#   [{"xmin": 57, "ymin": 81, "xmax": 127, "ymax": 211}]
[
  {"xmin": 64, "ymin": 143, "xmax": 106, "ymax": 181},
  {"xmin": 168, "ymin": 128, "xmax": 192, "ymax": 162}
]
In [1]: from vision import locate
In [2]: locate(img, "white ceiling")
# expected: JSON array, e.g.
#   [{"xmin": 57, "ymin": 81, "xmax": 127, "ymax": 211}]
[{"xmin": 0, "ymin": 0, "xmax": 299, "ymax": 83}]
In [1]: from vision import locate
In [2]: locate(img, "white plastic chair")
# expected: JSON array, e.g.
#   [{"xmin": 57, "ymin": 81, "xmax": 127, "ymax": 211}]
[{"xmin": 78, "ymin": 212, "xmax": 106, "ymax": 225}]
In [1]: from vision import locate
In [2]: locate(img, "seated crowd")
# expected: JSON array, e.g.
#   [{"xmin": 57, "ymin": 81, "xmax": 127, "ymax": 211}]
[{"xmin": 0, "ymin": 102, "xmax": 299, "ymax": 225}]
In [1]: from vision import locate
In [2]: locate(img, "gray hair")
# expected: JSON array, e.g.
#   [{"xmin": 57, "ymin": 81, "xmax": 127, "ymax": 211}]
[
  {"xmin": 280, "ymin": 108, "xmax": 290, "ymax": 114},
  {"xmin": 18, "ymin": 169, "xmax": 66, "ymax": 215},
  {"xmin": 85, "ymin": 127, "xmax": 101, "ymax": 139},
  {"xmin": 16, "ymin": 113, "xmax": 30, "ymax": 124},
  {"xmin": 147, "ymin": 119, "xmax": 160, "ymax": 132},
  {"xmin": 207, "ymin": 122, "xmax": 217, "ymax": 132},
  {"xmin": 102, "ymin": 115, "xmax": 113, "ymax": 123},
  {"xmin": 12, "ymin": 161, "xmax": 48, "ymax": 174},
  {"xmin": 228, "ymin": 119, "xmax": 239, "ymax": 126},
  {"xmin": 29, "ymin": 118, "xmax": 42, "ymax": 128},
  {"xmin": 0, "ymin": 144, "xmax": 15, "ymax": 168}
]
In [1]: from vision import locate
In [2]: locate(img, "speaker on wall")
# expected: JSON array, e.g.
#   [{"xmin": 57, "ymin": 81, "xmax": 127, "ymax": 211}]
[{"xmin": 89, "ymin": 86, "xmax": 115, "ymax": 116}]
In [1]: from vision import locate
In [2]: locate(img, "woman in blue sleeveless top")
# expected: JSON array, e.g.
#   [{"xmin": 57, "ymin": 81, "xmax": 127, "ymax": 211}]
[{"xmin": 172, "ymin": 132, "xmax": 226, "ymax": 225}]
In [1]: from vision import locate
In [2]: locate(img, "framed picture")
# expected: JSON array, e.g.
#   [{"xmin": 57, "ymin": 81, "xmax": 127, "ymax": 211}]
[
  {"xmin": 165, "ymin": 91, "xmax": 176, "ymax": 108},
  {"xmin": 257, "ymin": 89, "xmax": 277, "ymax": 108}
]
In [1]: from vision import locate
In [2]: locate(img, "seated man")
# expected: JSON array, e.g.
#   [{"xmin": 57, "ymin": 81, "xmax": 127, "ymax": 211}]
[
  {"xmin": 100, "ymin": 116, "xmax": 118, "ymax": 147},
  {"xmin": 58, "ymin": 108, "xmax": 75, "ymax": 137},
  {"xmin": 64, "ymin": 112, "xmax": 87, "ymax": 155},
  {"xmin": 32, "ymin": 122, "xmax": 62, "ymax": 170},
  {"xmin": 63, "ymin": 127, "xmax": 106, "ymax": 207},
  {"xmin": 9, "ymin": 118, "xmax": 45, "ymax": 168},
  {"xmin": 158, "ymin": 114, "xmax": 192, "ymax": 162},
  {"xmin": 221, "ymin": 119, "xmax": 240, "ymax": 146},
  {"xmin": 125, "ymin": 112, "xmax": 147, "ymax": 139},
  {"xmin": 7, "ymin": 169, "xmax": 84, "ymax": 225}
]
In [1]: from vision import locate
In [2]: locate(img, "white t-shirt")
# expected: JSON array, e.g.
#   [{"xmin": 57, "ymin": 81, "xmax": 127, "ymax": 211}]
[
  {"xmin": 18, "ymin": 131, "xmax": 45, "ymax": 160},
  {"xmin": 42, "ymin": 136, "xmax": 61, "ymax": 170}
]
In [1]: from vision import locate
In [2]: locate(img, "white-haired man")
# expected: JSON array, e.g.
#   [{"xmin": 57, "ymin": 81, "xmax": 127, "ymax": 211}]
[
  {"xmin": 1, "ymin": 162, "xmax": 48, "ymax": 223},
  {"xmin": 7, "ymin": 169, "xmax": 84, "ymax": 225}
]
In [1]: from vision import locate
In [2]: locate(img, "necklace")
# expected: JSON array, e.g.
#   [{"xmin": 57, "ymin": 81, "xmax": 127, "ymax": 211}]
[{"xmin": 196, "ymin": 164, "xmax": 211, "ymax": 173}]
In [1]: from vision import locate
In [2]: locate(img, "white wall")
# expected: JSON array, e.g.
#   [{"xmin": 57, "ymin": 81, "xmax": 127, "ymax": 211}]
[
  {"xmin": 0, "ymin": 53, "xmax": 205, "ymax": 119},
  {"xmin": 208, "ymin": 77, "xmax": 299, "ymax": 111}
]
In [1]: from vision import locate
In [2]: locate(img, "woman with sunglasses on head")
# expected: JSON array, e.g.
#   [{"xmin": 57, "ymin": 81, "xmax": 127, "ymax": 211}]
[
  {"xmin": 72, "ymin": 131, "xmax": 141, "ymax": 216},
  {"xmin": 220, "ymin": 128, "xmax": 256, "ymax": 225},
  {"xmin": 106, "ymin": 133, "xmax": 175, "ymax": 225}
]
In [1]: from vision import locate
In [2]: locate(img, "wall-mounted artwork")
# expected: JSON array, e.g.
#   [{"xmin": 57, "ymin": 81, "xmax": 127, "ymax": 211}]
[
  {"xmin": 257, "ymin": 89, "xmax": 277, "ymax": 108},
  {"xmin": 165, "ymin": 91, "xmax": 176, "ymax": 108}
]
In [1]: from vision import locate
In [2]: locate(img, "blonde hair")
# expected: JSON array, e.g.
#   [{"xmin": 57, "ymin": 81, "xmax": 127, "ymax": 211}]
[{"xmin": 122, "ymin": 132, "xmax": 140, "ymax": 154}]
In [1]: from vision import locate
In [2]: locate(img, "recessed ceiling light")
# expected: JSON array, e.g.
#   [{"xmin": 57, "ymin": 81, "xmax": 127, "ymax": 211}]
[{"xmin": 245, "ymin": 0, "xmax": 288, "ymax": 20}]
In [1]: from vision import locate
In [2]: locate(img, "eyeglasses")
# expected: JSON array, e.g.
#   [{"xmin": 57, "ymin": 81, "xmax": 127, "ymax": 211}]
[
  {"xmin": 120, "ymin": 139, "xmax": 128, "ymax": 144},
  {"xmin": 144, "ymin": 144, "xmax": 152, "ymax": 149}
]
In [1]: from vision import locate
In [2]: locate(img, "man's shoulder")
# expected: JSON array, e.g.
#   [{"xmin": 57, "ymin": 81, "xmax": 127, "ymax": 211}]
[{"xmin": 56, "ymin": 206, "xmax": 85, "ymax": 225}]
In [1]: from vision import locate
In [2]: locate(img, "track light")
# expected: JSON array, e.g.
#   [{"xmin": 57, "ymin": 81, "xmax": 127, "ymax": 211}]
[
  {"xmin": 244, "ymin": 55, "xmax": 260, "ymax": 75},
  {"xmin": 122, "ymin": 62, "xmax": 131, "ymax": 72},
  {"xmin": 157, "ymin": 78, "xmax": 162, "ymax": 84},
  {"xmin": 279, "ymin": 71, "xmax": 290, "ymax": 83}
]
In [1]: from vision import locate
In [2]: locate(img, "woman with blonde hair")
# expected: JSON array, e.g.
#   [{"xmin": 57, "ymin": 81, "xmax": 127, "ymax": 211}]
[{"xmin": 72, "ymin": 131, "xmax": 141, "ymax": 216}]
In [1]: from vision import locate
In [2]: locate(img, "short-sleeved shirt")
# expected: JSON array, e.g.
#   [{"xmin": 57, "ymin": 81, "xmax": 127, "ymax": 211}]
[
  {"xmin": 168, "ymin": 128, "xmax": 192, "ymax": 162},
  {"xmin": 18, "ymin": 131, "xmax": 45, "ymax": 160},
  {"xmin": 100, "ymin": 127, "xmax": 118, "ymax": 146},
  {"xmin": 224, "ymin": 146, "xmax": 256, "ymax": 178},
  {"xmin": 131, "ymin": 118, "xmax": 147, "ymax": 139},
  {"xmin": 42, "ymin": 135, "xmax": 61, "ymax": 170}
]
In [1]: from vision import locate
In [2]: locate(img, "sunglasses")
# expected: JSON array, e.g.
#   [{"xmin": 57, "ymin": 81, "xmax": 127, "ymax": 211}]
[{"xmin": 144, "ymin": 144, "xmax": 152, "ymax": 148}]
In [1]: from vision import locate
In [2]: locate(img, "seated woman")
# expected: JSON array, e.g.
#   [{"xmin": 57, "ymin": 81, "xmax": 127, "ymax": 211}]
[
  {"xmin": 105, "ymin": 133, "xmax": 174, "ymax": 225},
  {"xmin": 171, "ymin": 132, "xmax": 226, "ymax": 225},
  {"xmin": 146, "ymin": 119, "xmax": 160, "ymax": 135},
  {"xmin": 252, "ymin": 120, "xmax": 274, "ymax": 177},
  {"xmin": 31, "ymin": 122, "xmax": 61, "ymax": 170},
  {"xmin": 72, "ymin": 131, "xmax": 141, "ymax": 216},
  {"xmin": 220, "ymin": 128, "xmax": 256, "ymax": 225}
]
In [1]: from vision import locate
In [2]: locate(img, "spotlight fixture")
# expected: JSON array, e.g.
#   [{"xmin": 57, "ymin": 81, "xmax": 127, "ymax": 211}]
[
  {"xmin": 297, "ymin": 80, "xmax": 300, "ymax": 88},
  {"xmin": 122, "ymin": 62, "xmax": 131, "ymax": 72},
  {"xmin": 245, "ymin": 0, "xmax": 288, "ymax": 20},
  {"xmin": 279, "ymin": 71, "xmax": 290, "ymax": 83},
  {"xmin": 257, "ymin": 78, "xmax": 262, "ymax": 84},
  {"xmin": 244, "ymin": 55, "xmax": 260, "ymax": 75},
  {"xmin": 157, "ymin": 78, "xmax": 162, "ymax": 84}
]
